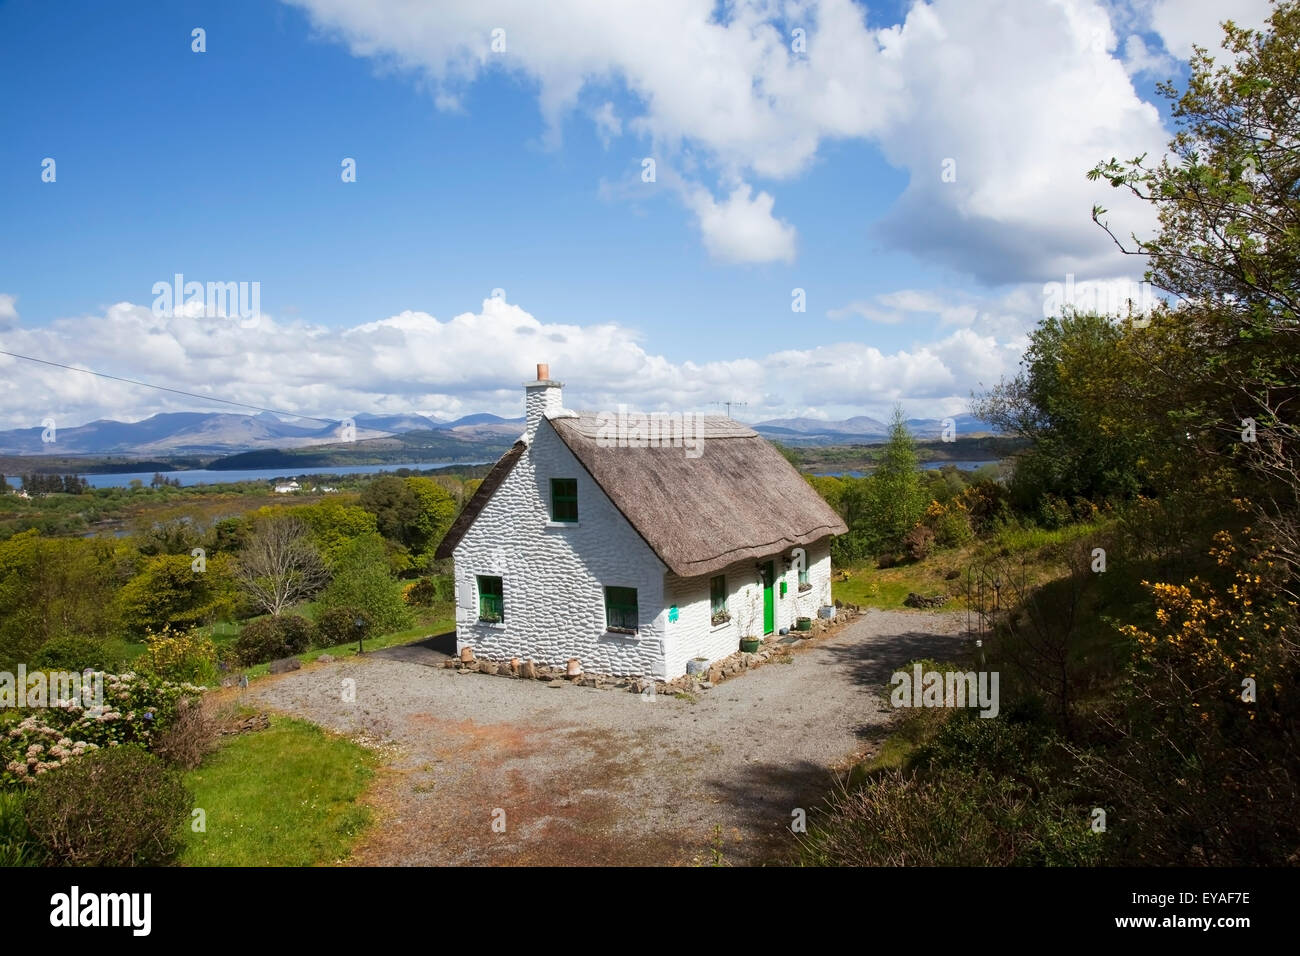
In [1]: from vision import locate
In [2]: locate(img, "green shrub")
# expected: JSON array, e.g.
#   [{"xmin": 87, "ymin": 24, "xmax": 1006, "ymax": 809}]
[
  {"xmin": 133, "ymin": 626, "xmax": 218, "ymax": 684},
  {"xmin": 25, "ymin": 744, "xmax": 191, "ymax": 866},
  {"xmin": 932, "ymin": 504, "xmax": 975, "ymax": 549},
  {"xmin": 117, "ymin": 552, "xmax": 237, "ymax": 637},
  {"xmin": 404, "ymin": 577, "xmax": 438, "ymax": 607},
  {"xmin": 30, "ymin": 635, "xmax": 116, "ymax": 673},
  {"xmin": 318, "ymin": 536, "xmax": 413, "ymax": 635},
  {"xmin": 0, "ymin": 790, "xmax": 44, "ymax": 867},
  {"xmin": 233, "ymin": 614, "xmax": 316, "ymax": 665},
  {"xmin": 314, "ymin": 607, "xmax": 374, "ymax": 647}
]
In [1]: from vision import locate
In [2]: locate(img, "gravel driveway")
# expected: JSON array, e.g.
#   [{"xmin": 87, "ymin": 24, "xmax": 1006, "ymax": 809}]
[{"xmin": 247, "ymin": 608, "xmax": 969, "ymax": 865}]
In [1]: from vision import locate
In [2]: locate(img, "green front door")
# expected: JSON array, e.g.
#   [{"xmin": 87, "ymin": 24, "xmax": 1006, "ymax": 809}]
[{"xmin": 762, "ymin": 561, "xmax": 775, "ymax": 635}]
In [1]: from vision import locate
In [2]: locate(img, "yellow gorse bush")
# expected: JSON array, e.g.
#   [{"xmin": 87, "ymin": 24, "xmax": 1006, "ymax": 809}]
[
  {"xmin": 1120, "ymin": 528, "xmax": 1296, "ymax": 709},
  {"xmin": 134, "ymin": 626, "xmax": 218, "ymax": 685}
]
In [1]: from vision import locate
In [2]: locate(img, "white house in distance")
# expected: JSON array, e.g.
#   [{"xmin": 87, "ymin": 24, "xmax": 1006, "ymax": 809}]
[{"xmin": 435, "ymin": 365, "xmax": 847, "ymax": 679}]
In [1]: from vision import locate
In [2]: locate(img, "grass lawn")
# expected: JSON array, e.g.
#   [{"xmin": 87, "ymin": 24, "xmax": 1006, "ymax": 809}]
[
  {"xmin": 833, "ymin": 559, "xmax": 968, "ymax": 610},
  {"xmin": 180, "ymin": 715, "xmax": 376, "ymax": 866},
  {"xmin": 831, "ymin": 518, "xmax": 1112, "ymax": 611}
]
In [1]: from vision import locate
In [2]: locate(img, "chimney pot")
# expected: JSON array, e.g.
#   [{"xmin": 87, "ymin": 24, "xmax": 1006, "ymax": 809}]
[{"xmin": 536, "ymin": 363, "xmax": 549, "ymax": 381}]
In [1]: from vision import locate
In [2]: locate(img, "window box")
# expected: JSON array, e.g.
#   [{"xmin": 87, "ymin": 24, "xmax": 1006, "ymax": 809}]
[
  {"xmin": 798, "ymin": 582, "xmax": 812, "ymax": 593},
  {"xmin": 477, "ymin": 575, "xmax": 504, "ymax": 623},
  {"xmin": 709, "ymin": 575, "xmax": 729, "ymax": 627}
]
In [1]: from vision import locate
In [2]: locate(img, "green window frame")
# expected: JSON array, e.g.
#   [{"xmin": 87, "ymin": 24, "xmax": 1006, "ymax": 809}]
[
  {"xmin": 550, "ymin": 477, "xmax": 578, "ymax": 523},
  {"xmin": 710, "ymin": 575, "xmax": 727, "ymax": 615},
  {"xmin": 477, "ymin": 575, "xmax": 504, "ymax": 623},
  {"xmin": 604, "ymin": 586, "xmax": 639, "ymax": 632}
]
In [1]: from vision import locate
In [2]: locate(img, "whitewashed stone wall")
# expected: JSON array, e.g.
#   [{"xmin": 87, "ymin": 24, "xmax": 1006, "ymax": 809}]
[
  {"xmin": 451, "ymin": 416, "xmax": 670, "ymax": 677},
  {"xmin": 662, "ymin": 537, "xmax": 833, "ymax": 677}
]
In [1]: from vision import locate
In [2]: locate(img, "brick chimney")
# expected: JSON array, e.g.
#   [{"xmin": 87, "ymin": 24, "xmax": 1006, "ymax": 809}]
[{"xmin": 524, "ymin": 363, "xmax": 564, "ymax": 440}]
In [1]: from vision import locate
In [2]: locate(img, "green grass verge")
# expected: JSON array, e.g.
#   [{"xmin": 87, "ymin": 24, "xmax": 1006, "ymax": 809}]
[{"xmin": 180, "ymin": 715, "xmax": 376, "ymax": 866}]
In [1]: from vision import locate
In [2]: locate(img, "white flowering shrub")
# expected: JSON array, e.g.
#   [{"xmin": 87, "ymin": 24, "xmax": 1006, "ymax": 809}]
[{"xmin": 2, "ymin": 672, "xmax": 203, "ymax": 786}]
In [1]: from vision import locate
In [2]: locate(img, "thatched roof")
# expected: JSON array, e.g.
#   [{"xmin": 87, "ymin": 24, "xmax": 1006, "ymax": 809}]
[{"xmin": 438, "ymin": 413, "xmax": 846, "ymax": 578}]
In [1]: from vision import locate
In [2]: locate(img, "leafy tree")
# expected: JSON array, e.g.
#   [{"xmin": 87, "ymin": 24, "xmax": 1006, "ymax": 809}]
[
  {"xmin": 118, "ymin": 553, "xmax": 237, "ymax": 636},
  {"xmin": 0, "ymin": 531, "xmax": 124, "ymax": 668},
  {"xmin": 870, "ymin": 406, "xmax": 926, "ymax": 550},
  {"xmin": 318, "ymin": 533, "xmax": 412, "ymax": 635},
  {"xmin": 134, "ymin": 516, "xmax": 203, "ymax": 556},
  {"xmin": 294, "ymin": 499, "xmax": 380, "ymax": 567},
  {"xmin": 210, "ymin": 516, "xmax": 249, "ymax": 555},
  {"xmin": 1087, "ymin": 0, "xmax": 1300, "ymax": 575},
  {"xmin": 359, "ymin": 475, "xmax": 457, "ymax": 560},
  {"xmin": 974, "ymin": 311, "xmax": 1156, "ymax": 519}
]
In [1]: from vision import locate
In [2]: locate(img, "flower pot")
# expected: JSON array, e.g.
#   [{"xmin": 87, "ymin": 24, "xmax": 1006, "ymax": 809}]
[
  {"xmin": 795, "ymin": 617, "xmax": 812, "ymax": 632},
  {"xmin": 740, "ymin": 638, "xmax": 761, "ymax": 654}
]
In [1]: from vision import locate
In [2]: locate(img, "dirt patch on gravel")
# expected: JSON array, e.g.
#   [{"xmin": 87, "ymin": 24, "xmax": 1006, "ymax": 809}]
[{"xmin": 245, "ymin": 608, "xmax": 968, "ymax": 865}]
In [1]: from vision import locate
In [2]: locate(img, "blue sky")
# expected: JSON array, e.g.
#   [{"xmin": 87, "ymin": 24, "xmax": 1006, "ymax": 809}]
[{"xmin": 0, "ymin": 0, "xmax": 1273, "ymax": 429}]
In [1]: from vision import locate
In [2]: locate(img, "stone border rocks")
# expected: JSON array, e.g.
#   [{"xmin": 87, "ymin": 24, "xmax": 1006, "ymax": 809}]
[{"xmin": 441, "ymin": 604, "xmax": 866, "ymax": 695}]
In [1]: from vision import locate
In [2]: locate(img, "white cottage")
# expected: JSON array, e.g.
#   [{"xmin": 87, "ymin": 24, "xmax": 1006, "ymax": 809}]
[{"xmin": 435, "ymin": 365, "xmax": 848, "ymax": 679}]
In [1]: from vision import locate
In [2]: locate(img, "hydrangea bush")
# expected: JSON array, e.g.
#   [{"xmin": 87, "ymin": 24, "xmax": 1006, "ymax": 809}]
[{"xmin": 2, "ymin": 672, "xmax": 203, "ymax": 786}]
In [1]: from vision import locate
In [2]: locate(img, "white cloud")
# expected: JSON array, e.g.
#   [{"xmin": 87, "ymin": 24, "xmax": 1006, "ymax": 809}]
[
  {"xmin": 1143, "ymin": 0, "xmax": 1273, "ymax": 59},
  {"xmin": 685, "ymin": 183, "xmax": 797, "ymax": 264},
  {"xmin": 1121, "ymin": 33, "xmax": 1178, "ymax": 77},
  {"xmin": 869, "ymin": 0, "xmax": 1169, "ymax": 283},
  {"xmin": 284, "ymin": 0, "xmax": 1237, "ymax": 280},
  {"xmin": 0, "ymin": 294, "xmax": 17, "ymax": 329},
  {"xmin": 0, "ymin": 296, "xmax": 1024, "ymax": 430},
  {"xmin": 591, "ymin": 101, "xmax": 621, "ymax": 148}
]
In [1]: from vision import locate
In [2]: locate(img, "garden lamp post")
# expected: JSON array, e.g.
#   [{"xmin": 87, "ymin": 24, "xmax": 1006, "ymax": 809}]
[{"xmin": 354, "ymin": 615, "xmax": 365, "ymax": 655}]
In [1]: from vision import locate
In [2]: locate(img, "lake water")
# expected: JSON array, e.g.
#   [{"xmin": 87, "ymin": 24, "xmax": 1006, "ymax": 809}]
[
  {"xmin": 815, "ymin": 460, "xmax": 1001, "ymax": 478},
  {"xmin": 6, "ymin": 461, "xmax": 485, "ymax": 490}
]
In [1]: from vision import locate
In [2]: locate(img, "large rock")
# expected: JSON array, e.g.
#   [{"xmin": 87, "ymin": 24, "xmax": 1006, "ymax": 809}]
[
  {"xmin": 459, "ymin": 646, "xmax": 476, "ymax": 663},
  {"xmin": 903, "ymin": 592, "xmax": 949, "ymax": 609},
  {"xmin": 520, "ymin": 660, "xmax": 538, "ymax": 679},
  {"xmin": 269, "ymin": 657, "xmax": 301, "ymax": 674}
]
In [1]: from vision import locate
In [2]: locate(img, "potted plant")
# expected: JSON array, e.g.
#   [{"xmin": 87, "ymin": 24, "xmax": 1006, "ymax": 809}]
[
  {"xmin": 737, "ymin": 593, "xmax": 762, "ymax": 653},
  {"xmin": 710, "ymin": 610, "xmax": 731, "ymax": 627},
  {"xmin": 795, "ymin": 616, "xmax": 812, "ymax": 632}
]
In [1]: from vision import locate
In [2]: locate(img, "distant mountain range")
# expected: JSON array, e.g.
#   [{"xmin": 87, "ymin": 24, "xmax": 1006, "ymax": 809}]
[
  {"xmin": 0, "ymin": 409, "xmax": 997, "ymax": 457},
  {"xmin": 0, "ymin": 410, "xmax": 525, "ymax": 456},
  {"xmin": 753, "ymin": 413, "xmax": 998, "ymax": 444}
]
